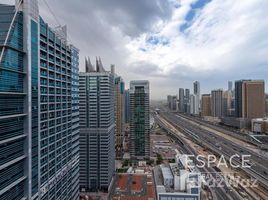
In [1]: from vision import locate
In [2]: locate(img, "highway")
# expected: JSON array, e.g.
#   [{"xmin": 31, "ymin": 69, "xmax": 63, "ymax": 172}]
[
  {"xmin": 154, "ymin": 108, "xmax": 268, "ymax": 199},
  {"xmin": 177, "ymin": 113, "xmax": 268, "ymax": 150},
  {"xmin": 154, "ymin": 115, "xmax": 241, "ymax": 200},
  {"xmin": 159, "ymin": 111, "xmax": 268, "ymax": 186}
]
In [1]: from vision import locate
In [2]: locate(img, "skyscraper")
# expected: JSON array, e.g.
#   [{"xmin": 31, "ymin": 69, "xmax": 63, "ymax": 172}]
[
  {"xmin": 193, "ymin": 81, "xmax": 200, "ymax": 114},
  {"xmin": 115, "ymin": 76, "xmax": 125, "ymax": 158},
  {"xmin": 211, "ymin": 89, "xmax": 223, "ymax": 117},
  {"xmin": 190, "ymin": 94, "xmax": 196, "ymax": 114},
  {"xmin": 129, "ymin": 80, "xmax": 150, "ymax": 160},
  {"xmin": 228, "ymin": 81, "xmax": 233, "ymax": 91},
  {"xmin": 222, "ymin": 90, "xmax": 232, "ymax": 117},
  {"xmin": 0, "ymin": 1, "xmax": 79, "ymax": 199},
  {"xmin": 70, "ymin": 45, "xmax": 80, "ymax": 200},
  {"xmin": 235, "ymin": 80, "xmax": 265, "ymax": 119},
  {"xmin": 124, "ymin": 89, "xmax": 130, "ymax": 123},
  {"xmin": 178, "ymin": 88, "xmax": 184, "ymax": 112},
  {"xmin": 201, "ymin": 94, "xmax": 211, "ymax": 117},
  {"xmin": 184, "ymin": 89, "xmax": 190, "ymax": 113},
  {"xmin": 79, "ymin": 57, "xmax": 115, "ymax": 191}
]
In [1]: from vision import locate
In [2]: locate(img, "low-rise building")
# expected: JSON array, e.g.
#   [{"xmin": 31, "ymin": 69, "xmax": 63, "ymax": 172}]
[
  {"xmin": 154, "ymin": 154, "xmax": 201, "ymax": 200},
  {"xmin": 252, "ymin": 118, "xmax": 268, "ymax": 134}
]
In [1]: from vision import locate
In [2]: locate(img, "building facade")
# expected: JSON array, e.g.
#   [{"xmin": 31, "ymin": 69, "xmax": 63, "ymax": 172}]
[
  {"xmin": 0, "ymin": 1, "xmax": 79, "ymax": 199},
  {"xmin": 211, "ymin": 89, "xmax": 223, "ymax": 117},
  {"xmin": 184, "ymin": 88, "xmax": 190, "ymax": 114},
  {"xmin": 201, "ymin": 94, "xmax": 211, "ymax": 117},
  {"xmin": 167, "ymin": 95, "xmax": 177, "ymax": 111},
  {"xmin": 70, "ymin": 45, "xmax": 80, "ymax": 200},
  {"xmin": 222, "ymin": 90, "xmax": 232, "ymax": 117},
  {"xmin": 115, "ymin": 76, "xmax": 125, "ymax": 157},
  {"xmin": 178, "ymin": 88, "xmax": 184, "ymax": 112},
  {"xmin": 235, "ymin": 80, "xmax": 265, "ymax": 119},
  {"xmin": 124, "ymin": 89, "xmax": 130, "ymax": 123},
  {"xmin": 79, "ymin": 57, "xmax": 115, "ymax": 191},
  {"xmin": 193, "ymin": 81, "xmax": 200, "ymax": 115},
  {"xmin": 129, "ymin": 80, "xmax": 150, "ymax": 160}
]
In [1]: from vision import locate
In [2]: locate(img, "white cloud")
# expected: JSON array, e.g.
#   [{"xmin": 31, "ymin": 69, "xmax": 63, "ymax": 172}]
[{"xmin": 123, "ymin": 0, "xmax": 268, "ymax": 98}]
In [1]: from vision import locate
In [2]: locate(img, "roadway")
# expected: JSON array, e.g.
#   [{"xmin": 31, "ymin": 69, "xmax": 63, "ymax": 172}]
[
  {"xmin": 154, "ymin": 115, "xmax": 241, "ymax": 200},
  {"xmin": 157, "ymin": 110, "xmax": 268, "ymax": 191}
]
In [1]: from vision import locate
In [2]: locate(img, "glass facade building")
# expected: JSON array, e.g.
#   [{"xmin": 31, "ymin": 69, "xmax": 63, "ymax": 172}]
[
  {"xmin": 129, "ymin": 80, "xmax": 150, "ymax": 160},
  {"xmin": 0, "ymin": 1, "xmax": 79, "ymax": 199},
  {"xmin": 0, "ymin": 4, "xmax": 26, "ymax": 200}
]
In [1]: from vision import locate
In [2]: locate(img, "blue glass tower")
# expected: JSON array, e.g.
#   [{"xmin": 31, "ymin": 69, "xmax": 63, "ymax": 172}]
[{"xmin": 0, "ymin": 1, "xmax": 79, "ymax": 199}]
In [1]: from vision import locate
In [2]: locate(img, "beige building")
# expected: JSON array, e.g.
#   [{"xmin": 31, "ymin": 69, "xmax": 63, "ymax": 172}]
[
  {"xmin": 242, "ymin": 80, "xmax": 265, "ymax": 119},
  {"xmin": 265, "ymin": 98, "xmax": 268, "ymax": 116},
  {"xmin": 115, "ymin": 76, "xmax": 125, "ymax": 157},
  {"xmin": 201, "ymin": 94, "xmax": 211, "ymax": 117}
]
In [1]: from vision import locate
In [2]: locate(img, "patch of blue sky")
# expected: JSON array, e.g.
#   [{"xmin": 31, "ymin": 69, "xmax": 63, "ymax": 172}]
[
  {"xmin": 191, "ymin": 0, "xmax": 211, "ymax": 9},
  {"xmin": 180, "ymin": 0, "xmax": 211, "ymax": 33},
  {"xmin": 146, "ymin": 36, "xmax": 169, "ymax": 46}
]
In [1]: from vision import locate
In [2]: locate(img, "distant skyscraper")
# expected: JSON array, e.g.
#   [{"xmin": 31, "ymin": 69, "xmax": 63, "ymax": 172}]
[
  {"xmin": 115, "ymin": 76, "xmax": 125, "ymax": 157},
  {"xmin": 201, "ymin": 94, "xmax": 211, "ymax": 117},
  {"xmin": 211, "ymin": 89, "xmax": 223, "ymax": 117},
  {"xmin": 178, "ymin": 88, "xmax": 184, "ymax": 112},
  {"xmin": 167, "ymin": 95, "xmax": 177, "ymax": 111},
  {"xmin": 79, "ymin": 58, "xmax": 115, "ymax": 191},
  {"xmin": 184, "ymin": 89, "xmax": 190, "ymax": 113},
  {"xmin": 235, "ymin": 80, "xmax": 265, "ymax": 119},
  {"xmin": 190, "ymin": 94, "xmax": 196, "ymax": 115},
  {"xmin": 193, "ymin": 81, "xmax": 200, "ymax": 114},
  {"xmin": 129, "ymin": 80, "xmax": 150, "ymax": 160},
  {"xmin": 222, "ymin": 90, "xmax": 232, "ymax": 117},
  {"xmin": 228, "ymin": 81, "xmax": 233, "ymax": 91},
  {"xmin": 124, "ymin": 89, "xmax": 130, "ymax": 123},
  {"xmin": 0, "ymin": 2, "xmax": 79, "ymax": 199}
]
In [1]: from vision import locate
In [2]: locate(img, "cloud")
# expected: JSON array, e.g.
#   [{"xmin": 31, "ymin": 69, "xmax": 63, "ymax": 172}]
[
  {"xmin": 5, "ymin": 0, "xmax": 268, "ymax": 99},
  {"xmin": 125, "ymin": 0, "xmax": 268, "ymax": 98}
]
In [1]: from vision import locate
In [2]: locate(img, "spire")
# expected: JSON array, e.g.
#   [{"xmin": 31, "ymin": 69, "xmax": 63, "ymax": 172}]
[
  {"xmin": 85, "ymin": 57, "xmax": 96, "ymax": 72},
  {"xmin": 96, "ymin": 56, "xmax": 99, "ymax": 72},
  {"xmin": 85, "ymin": 57, "xmax": 89, "ymax": 72},
  {"xmin": 98, "ymin": 56, "xmax": 105, "ymax": 72},
  {"xmin": 87, "ymin": 57, "xmax": 95, "ymax": 72}
]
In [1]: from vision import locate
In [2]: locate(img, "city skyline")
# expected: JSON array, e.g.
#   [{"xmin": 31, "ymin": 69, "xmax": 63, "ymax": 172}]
[{"xmin": 1, "ymin": 0, "xmax": 267, "ymax": 99}]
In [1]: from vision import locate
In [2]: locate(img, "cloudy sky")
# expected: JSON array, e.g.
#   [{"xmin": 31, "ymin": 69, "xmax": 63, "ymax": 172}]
[{"xmin": 4, "ymin": 0, "xmax": 268, "ymax": 99}]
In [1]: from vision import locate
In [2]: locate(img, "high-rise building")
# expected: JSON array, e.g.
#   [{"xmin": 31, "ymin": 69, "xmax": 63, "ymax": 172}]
[
  {"xmin": 0, "ymin": 1, "xmax": 79, "ymax": 199},
  {"xmin": 79, "ymin": 57, "xmax": 115, "ymax": 191},
  {"xmin": 265, "ymin": 94, "xmax": 268, "ymax": 117},
  {"xmin": 178, "ymin": 88, "xmax": 184, "ymax": 112},
  {"xmin": 124, "ymin": 89, "xmax": 130, "ymax": 123},
  {"xmin": 193, "ymin": 81, "xmax": 200, "ymax": 114},
  {"xmin": 211, "ymin": 89, "xmax": 223, "ymax": 117},
  {"xmin": 167, "ymin": 95, "xmax": 177, "ymax": 111},
  {"xmin": 70, "ymin": 45, "xmax": 80, "ymax": 200},
  {"xmin": 115, "ymin": 76, "xmax": 125, "ymax": 157},
  {"xmin": 201, "ymin": 94, "xmax": 211, "ymax": 117},
  {"xmin": 184, "ymin": 89, "xmax": 190, "ymax": 113},
  {"xmin": 222, "ymin": 90, "xmax": 232, "ymax": 117},
  {"xmin": 235, "ymin": 80, "xmax": 265, "ymax": 119},
  {"xmin": 228, "ymin": 81, "xmax": 233, "ymax": 91},
  {"xmin": 129, "ymin": 80, "xmax": 150, "ymax": 160},
  {"xmin": 190, "ymin": 94, "xmax": 196, "ymax": 115}
]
